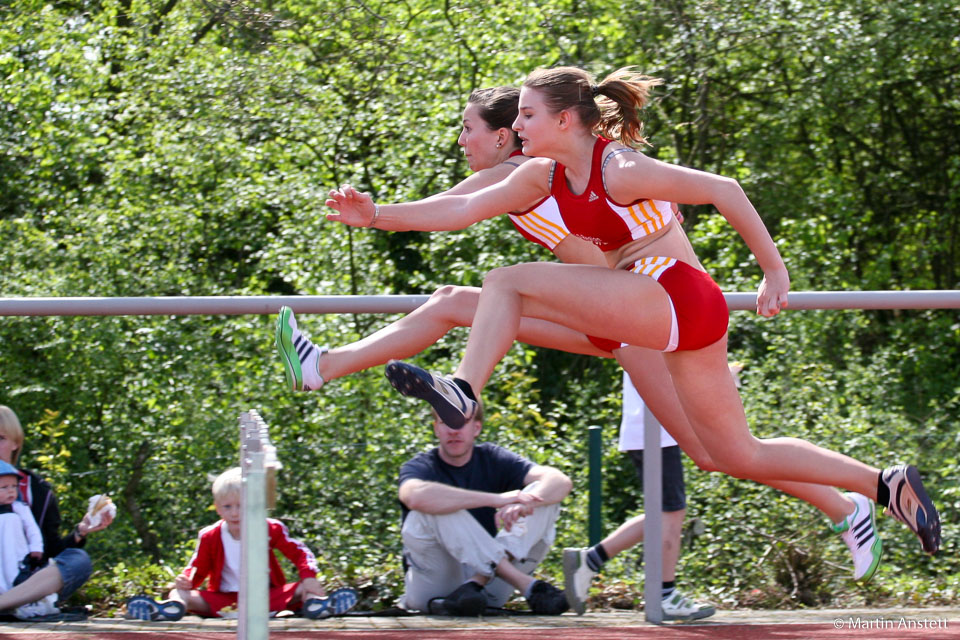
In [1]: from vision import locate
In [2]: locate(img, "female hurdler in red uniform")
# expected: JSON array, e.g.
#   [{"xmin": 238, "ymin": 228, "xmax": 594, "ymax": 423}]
[{"xmin": 324, "ymin": 67, "xmax": 940, "ymax": 560}]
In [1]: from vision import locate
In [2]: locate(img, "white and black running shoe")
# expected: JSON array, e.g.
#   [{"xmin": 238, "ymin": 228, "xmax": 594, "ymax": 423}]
[
  {"xmin": 384, "ymin": 360, "xmax": 477, "ymax": 429},
  {"xmin": 562, "ymin": 548, "xmax": 596, "ymax": 615},
  {"xmin": 125, "ymin": 596, "xmax": 186, "ymax": 621},
  {"xmin": 881, "ymin": 464, "xmax": 940, "ymax": 554},
  {"xmin": 303, "ymin": 587, "xmax": 359, "ymax": 619}
]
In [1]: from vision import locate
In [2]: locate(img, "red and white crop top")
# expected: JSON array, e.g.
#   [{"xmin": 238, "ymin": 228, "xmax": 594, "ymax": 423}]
[
  {"xmin": 507, "ymin": 196, "xmax": 569, "ymax": 251},
  {"xmin": 550, "ymin": 136, "xmax": 674, "ymax": 252},
  {"xmin": 503, "ymin": 150, "xmax": 569, "ymax": 251}
]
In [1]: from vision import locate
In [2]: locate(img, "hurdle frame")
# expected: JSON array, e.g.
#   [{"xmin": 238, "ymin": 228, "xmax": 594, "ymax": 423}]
[
  {"xmin": 3, "ymin": 290, "xmax": 959, "ymax": 625},
  {"xmin": 238, "ymin": 409, "xmax": 280, "ymax": 639}
]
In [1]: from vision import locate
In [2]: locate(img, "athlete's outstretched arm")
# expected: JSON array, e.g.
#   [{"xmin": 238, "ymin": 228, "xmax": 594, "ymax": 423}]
[
  {"xmin": 604, "ymin": 152, "xmax": 789, "ymax": 317},
  {"xmin": 325, "ymin": 159, "xmax": 552, "ymax": 232}
]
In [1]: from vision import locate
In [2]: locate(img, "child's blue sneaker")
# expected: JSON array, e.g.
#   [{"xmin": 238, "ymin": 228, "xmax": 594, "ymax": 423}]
[
  {"xmin": 303, "ymin": 587, "xmax": 359, "ymax": 619},
  {"xmin": 125, "ymin": 595, "xmax": 186, "ymax": 621}
]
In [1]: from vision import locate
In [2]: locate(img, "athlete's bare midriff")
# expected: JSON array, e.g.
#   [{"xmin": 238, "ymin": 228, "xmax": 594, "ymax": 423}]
[{"xmin": 607, "ymin": 218, "xmax": 704, "ymax": 272}]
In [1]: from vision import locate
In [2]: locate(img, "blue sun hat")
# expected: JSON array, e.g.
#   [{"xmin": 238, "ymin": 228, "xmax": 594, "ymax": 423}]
[{"xmin": 0, "ymin": 459, "xmax": 20, "ymax": 478}]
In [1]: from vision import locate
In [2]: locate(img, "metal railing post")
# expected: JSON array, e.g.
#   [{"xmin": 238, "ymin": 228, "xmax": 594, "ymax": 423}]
[
  {"xmin": 239, "ymin": 411, "xmax": 269, "ymax": 640},
  {"xmin": 642, "ymin": 405, "xmax": 664, "ymax": 624},
  {"xmin": 588, "ymin": 425, "xmax": 603, "ymax": 546}
]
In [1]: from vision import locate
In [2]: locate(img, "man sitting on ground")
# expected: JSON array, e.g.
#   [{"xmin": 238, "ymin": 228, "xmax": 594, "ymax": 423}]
[{"xmin": 398, "ymin": 403, "xmax": 571, "ymax": 616}]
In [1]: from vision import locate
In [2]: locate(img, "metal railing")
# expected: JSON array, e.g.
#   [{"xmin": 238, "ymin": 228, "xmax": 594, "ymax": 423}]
[{"xmin": 2, "ymin": 290, "xmax": 960, "ymax": 316}]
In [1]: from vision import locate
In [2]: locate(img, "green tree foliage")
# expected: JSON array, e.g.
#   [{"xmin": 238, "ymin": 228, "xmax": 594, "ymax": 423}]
[{"xmin": 0, "ymin": 0, "xmax": 957, "ymax": 612}]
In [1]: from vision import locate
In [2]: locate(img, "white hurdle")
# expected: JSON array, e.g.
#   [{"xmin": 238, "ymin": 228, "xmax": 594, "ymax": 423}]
[{"xmin": 238, "ymin": 410, "xmax": 281, "ymax": 639}]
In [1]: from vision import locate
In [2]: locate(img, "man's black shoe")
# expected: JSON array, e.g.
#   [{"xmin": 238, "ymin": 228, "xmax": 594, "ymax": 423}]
[
  {"xmin": 526, "ymin": 579, "xmax": 569, "ymax": 615},
  {"xmin": 427, "ymin": 581, "xmax": 486, "ymax": 616}
]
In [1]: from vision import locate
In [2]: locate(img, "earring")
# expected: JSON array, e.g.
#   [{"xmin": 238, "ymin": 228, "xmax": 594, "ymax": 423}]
[{"xmin": 496, "ymin": 142, "xmax": 502, "ymax": 148}]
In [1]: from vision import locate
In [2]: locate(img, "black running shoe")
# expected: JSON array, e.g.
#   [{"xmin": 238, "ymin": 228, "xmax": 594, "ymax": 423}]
[
  {"xmin": 526, "ymin": 580, "xmax": 569, "ymax": 616},
  {"xmin": 881, "ymin": 464, "xmax": 941, "ymax": 554},
  {"xmin": 385, "ymin": 360, "xmax": 477, "ymax": 429},
  {"xmin": 426, "ymin": 581, "xmax": 486, "ymax": 616}
]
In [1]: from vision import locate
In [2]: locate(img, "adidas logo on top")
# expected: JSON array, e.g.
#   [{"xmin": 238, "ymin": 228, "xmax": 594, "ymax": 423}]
[{"xmin": 588, "ymin": 191, "xmax": 599, "ymax": 202}]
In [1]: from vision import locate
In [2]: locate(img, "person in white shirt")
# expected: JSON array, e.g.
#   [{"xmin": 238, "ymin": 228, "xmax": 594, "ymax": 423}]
[{"xmin": 562, "ymin": 371, "xmax": 718, "ymax": 620}]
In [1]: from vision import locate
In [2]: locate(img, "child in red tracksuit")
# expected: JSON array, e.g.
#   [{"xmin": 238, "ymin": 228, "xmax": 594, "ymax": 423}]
[{"xmin": 127, "ymin": 467, "xmax": 356, "ymax": 621}]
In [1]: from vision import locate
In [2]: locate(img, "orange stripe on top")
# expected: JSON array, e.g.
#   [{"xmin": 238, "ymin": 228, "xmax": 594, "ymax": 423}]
[
  {"xmin": 646, "ymin": 200, "xmax": 668, "ymax": 228},
  {"xmin": 519, "ymin": 211, "xmax": 566, "ymax": 245},
  {"xmin": 627, "ymin": 204, "xmax": 653, "ymax": 236},
  {"xmin": 513, "ymin": 215, "xmax": 562, "ymax": 247},
  {"xmin": 638, "ymin": 201, "xmax": 660, "ymax": 235},
  {"xmin": 626, "ymin": 204, "xmax": 643, "ymax": 228}
]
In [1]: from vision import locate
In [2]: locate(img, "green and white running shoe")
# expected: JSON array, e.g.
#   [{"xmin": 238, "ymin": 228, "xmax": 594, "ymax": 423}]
[
  {"xmin": 831, "ymin": 492, "xmax": 882, "ymax": 581},
  {"xmin": 661, "ymin": 590, "xmax": 715, "ymax": 621},
  {"xmin": 275, "ymin": 306, "xmax": 327, "ymax": 391}
]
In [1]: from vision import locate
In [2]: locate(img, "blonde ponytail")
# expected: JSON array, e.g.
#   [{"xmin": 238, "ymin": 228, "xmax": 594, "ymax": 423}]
[
  {"xmin": 595, "ymin": 67, "xmax": 662, "ymax": 147},
  {"xmin": 523, "ymin": 66, "xmax": 662, "ymax": 147}
]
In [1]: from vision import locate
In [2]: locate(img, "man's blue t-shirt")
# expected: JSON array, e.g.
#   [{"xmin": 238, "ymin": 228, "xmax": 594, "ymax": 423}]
[{"xmin": 398, "ymin": 442, "xmax": 534, "ymax": 537}]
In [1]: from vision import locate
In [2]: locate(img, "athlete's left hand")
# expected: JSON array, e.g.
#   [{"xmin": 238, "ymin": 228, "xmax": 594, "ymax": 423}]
[
  {"xmin": 757, "ymin": 267, "xmax": 789, "ymax": 317},
  {"xmin": 325, "ymin": 184, "xmax": 377, "ymax": 227}
]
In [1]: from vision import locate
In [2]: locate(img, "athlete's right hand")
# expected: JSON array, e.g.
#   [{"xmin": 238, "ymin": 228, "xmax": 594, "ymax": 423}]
[
  {"xmin": 325, "ymin": 184, "xmax": 377, "ymax": 227},
  {"xmin": 756, "ymin": 266, "xmax": 790, "ymax": 317}
]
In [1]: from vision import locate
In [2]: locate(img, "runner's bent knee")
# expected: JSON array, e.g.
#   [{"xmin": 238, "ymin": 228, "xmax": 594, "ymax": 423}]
[
  {"xmin": 425, "ymin": 285, "xmax": 480, "ymax": 326},
  {"xmin": 706, "ymin": 438, "xmax": 764, "ymax": 478},
  {"xmin": 481, "ymin": 264, "xmax": 522, "ymax": 292}
]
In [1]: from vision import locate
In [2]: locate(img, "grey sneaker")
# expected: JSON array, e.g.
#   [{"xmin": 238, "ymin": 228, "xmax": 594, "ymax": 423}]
[
  {"xmin": 562, "ymin": 548, "xmax": 597, "ymax": 615},
  {"xmin": 385, "ymin": 360, "xmax": 477, "ymax": 429},
  {"xmin": 526, "ymin": 580, "xmax": 569, "ymax": 616},
  {"xmin": 661, "ymin": 590, "xmax": 715, "ymax": 621},
  {"xmin": 831, "ymin": 492, "xmax": 882, "ymax": 581},
  {"xmin": 881, "ymin": 464, "xmax": 940, "ymax": 554},
  {"xmin": 275, "ymin": 306, "xmax": 327, "ymax": 391}
]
